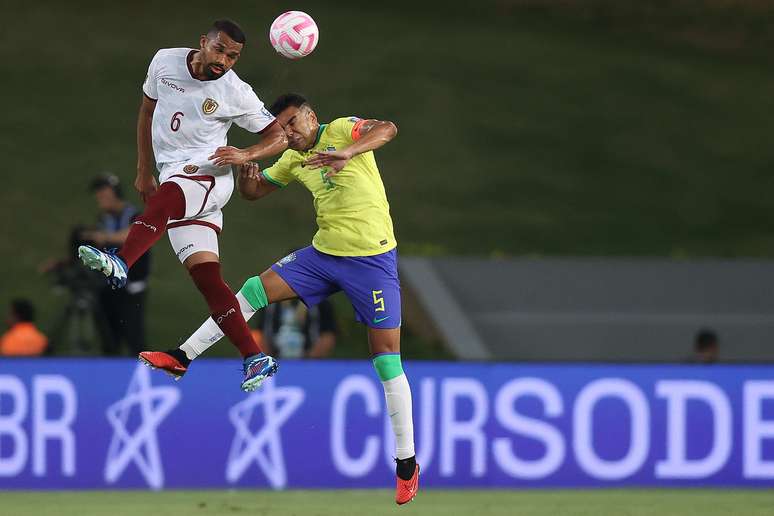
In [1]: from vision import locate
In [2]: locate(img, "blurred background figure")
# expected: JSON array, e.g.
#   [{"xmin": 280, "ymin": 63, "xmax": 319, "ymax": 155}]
[
  {"xmin": 253, "ymin": 298, "xmax": 337, "ymax": 358},
  {"xmin": 1, "ymin": 299, "xmax": 48, "ymax": 356},
  {"xmin": 42, "ymin": 174, "xmax": 151, "ymax": 356},
  {"xmin": 692, "ymin": 328, "xmax": 719, "ymax": 364},
  {"xmin": 79, "ymin": 173, "xmax": 151, "ymax": 356}
]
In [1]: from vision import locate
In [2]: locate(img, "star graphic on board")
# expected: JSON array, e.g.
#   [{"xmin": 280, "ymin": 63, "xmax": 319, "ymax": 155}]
[
  {"xmin": 226, "ymin": 378, "xmax": 305, "ymax": 489},
  {"xmin": 104, "ymin": 364, "xmax": 180, "ymax": 489}
]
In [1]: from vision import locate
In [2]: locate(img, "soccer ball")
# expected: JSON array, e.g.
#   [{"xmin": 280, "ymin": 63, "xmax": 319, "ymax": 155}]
[{"xmin": 269, "ymin": 11, "xmax": 319, "ymax": 59}]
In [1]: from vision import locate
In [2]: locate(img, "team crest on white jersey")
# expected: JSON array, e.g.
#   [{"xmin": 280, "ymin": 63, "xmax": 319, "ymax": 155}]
[
  {"xmin": 202, "ymin": 98, "xmax": 219, "ymax": 115},
  {"xmin": 183, "ymin": 164, "xmax": 199, "ymax": 174}
]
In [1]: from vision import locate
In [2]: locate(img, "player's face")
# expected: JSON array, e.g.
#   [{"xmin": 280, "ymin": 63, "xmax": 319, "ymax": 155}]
[
  {"xmin": 199, "ymin": 32, "xmax": 243, "ymax": 79},
  {"xmin": 277, "ymin": 105, "xmax": 319, "ymax": 151}
]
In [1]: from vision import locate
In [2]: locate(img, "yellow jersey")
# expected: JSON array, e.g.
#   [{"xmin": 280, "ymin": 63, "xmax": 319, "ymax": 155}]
[{"xmin": 262, "ymin": 117, "xmax": 397, "ymax": 257}]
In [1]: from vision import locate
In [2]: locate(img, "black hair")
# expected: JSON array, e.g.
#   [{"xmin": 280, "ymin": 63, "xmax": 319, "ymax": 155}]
[
  {"xmin": 90, "ymin": 173, "xmax": 123, "ymax": 199},
  {"xmin": 209, "ymin": 19, "xmax": 246, "ymax": 44},
  {"xmin": 269, "ymin": 93, "xmax": 309, "ymax": 116},
  {"xmin": 695, "ymin": 329, "xmax": 718, "ymax": 351},
  {"xmin": 11, "ymin": 299, "xmax": 35, "ymax": 322}
]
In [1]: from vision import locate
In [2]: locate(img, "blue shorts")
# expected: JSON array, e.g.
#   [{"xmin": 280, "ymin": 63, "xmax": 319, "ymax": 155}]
[{"xmin": 271, "ymin": 246, "xmax": 401, "ymax": 329}]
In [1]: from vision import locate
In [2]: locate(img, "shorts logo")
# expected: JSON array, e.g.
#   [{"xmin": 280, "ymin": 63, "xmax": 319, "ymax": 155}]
[
  {"xmin": 202, "ymin": 98, "xmax": 219, "ymax": 115},
  {"xmin": 216, "ymin": 308, "xmax": 236, "ymax": 325},
  {"xmin": 133, "ymin": 220, "xmax": 158, "ymax": 232},
  {"xmin": 276, "ymin": 252, "xmax": 297, "ymax": 268},
  {"xmin": 183, "ymin": 164, "xmax": 199, "ymax": 174},
  {"xmin": 176, "ymin": 243, "xmax": 194, "ymax": 258}
]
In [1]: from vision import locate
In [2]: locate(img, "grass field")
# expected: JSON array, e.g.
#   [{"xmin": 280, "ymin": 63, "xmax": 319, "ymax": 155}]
[
  {"xmin": 6, "ymin": 0, "xmax": 774, "ymax": 356},
  {"xmin": 3, "ymin": 489, "xmax": 774, "ymax": 516}
]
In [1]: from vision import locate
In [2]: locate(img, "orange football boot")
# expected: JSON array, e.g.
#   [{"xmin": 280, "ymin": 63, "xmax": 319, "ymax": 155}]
[
  {"xmin": 138, "ymin": 351, "xmax": 188, "ymax": 380},
  {"xmin": 395, "ymin": 463, "xmax": 420, "ymax": 505}
]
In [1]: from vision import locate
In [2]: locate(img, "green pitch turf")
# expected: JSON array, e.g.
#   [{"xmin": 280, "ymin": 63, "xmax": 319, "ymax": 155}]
[{"xmin": 3, "ymin": 489, "xmax": 774, "ymax": 516}]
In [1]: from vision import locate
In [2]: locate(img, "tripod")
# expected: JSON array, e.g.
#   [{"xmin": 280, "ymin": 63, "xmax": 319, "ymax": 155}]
[{"xmin": 47, "ymin": 263, "xmax": 111, "ymax": 356}]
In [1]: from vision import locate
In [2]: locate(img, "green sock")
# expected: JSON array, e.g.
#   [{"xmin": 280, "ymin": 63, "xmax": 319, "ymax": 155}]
[
  {"xmin": 240, "ymin": 275, "xmax": 269, "ymax": 310},
  {"xmin": 372, "ymin": 353, "xmax": 403, "ymax": 381}
]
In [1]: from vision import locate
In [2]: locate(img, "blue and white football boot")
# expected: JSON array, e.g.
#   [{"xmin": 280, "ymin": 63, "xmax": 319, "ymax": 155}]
[
  {"xmin": 77, "ymin": 245, "xmax": 128, "ymax": 289},
  {"xmin": 241, "ymin": 353, "xmax": 279, "ymax": 392}
]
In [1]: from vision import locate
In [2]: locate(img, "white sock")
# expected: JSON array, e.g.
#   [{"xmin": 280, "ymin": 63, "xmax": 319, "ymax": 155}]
[
  {"xmin": 179, "ymin": 291, "xmax": 258, "ymax": 360},
  {"xmin": 382, "ymin": 373, "xmax": 415, "ymax": 460}
]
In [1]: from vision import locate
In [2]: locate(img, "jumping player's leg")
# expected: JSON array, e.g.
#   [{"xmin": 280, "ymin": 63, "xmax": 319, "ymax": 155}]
[
  {"xmin": 179, "ymin": 268, "xmax": 297, "ymax": 359},
  {"xmin": 337, "ymin": 249, "xmax": 418, "ymax": 503},
  {"xmin": 118, "ymin": 182, "xmax": 185, "ymax": 267},
  {"xmin": 162, "ymin": 220, "xmax": 261, "ymax": 360},
  {"xmin": 184, "ymin": 251, "xmax": 263, "ymax": 359},
  {"xmin": 369, "ymin": 328, "xmax": 417, "ymax": 467},
  {"xmin": 78, "ymin": 181, "xmax": 185, "ymax": 287},
  {"xmin": 170, "ymin": 246, "xmax": 338, "ymax": 361}
]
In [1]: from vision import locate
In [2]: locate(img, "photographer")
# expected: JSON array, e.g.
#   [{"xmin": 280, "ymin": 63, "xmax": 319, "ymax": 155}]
[{"xmin": 80, "ymin": 174, "xmax": 151, "ymax": 355}]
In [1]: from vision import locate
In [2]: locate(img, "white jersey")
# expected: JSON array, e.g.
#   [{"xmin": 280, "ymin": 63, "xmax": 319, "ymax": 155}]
[{"xmin": 142, "ymin": 47, "xmax": 275, "ymax": 168}]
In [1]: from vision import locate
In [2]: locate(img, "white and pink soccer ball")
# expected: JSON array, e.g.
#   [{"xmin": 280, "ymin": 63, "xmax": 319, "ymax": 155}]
[{"xmin": 269, "ymin": 11, "xmax": 319, "ymax": 59}]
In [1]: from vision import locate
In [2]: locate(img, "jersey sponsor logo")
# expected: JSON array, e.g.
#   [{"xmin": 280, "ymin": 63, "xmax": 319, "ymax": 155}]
[
  {"xmin": 380, "ymin": 239, "xmax": 388, "ymax": 246},
  {"xmin": 183, "ymin": 164, "xmax": 199, "ymax": 174},
  {"xmin": 261, "ymin": 107, "xmax": 273, "ymax": 119},
  {"xmin": 202, "ymin": 98, "xmax": 219, "ymax": 115},
  {"xmin": 276, "ymin": 252, "xmax": 297, "ymax": 267},
  {"xmin": 160, "ymin": 78, "xmax": 185, "ymax": 93}
]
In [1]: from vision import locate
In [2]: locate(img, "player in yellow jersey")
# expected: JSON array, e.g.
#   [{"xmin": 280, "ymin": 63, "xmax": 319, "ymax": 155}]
[{"xmin": 139, "ymin": 94, "xmax": 419, "ymax": 504}]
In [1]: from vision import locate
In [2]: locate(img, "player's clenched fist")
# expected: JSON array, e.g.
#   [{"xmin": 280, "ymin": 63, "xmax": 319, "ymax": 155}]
[
  {"xmin": 209, "ymin": 146, "xmax": 250, "ymax": 167},
  {"xmin": 239, "ymin": 162, "xmax": 261, "ymax": 181}
]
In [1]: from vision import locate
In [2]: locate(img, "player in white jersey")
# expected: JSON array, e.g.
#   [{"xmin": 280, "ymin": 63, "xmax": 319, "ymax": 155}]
[{"xmin": 78, "ymin": 20, "xmax": 287, "ymax": 392}]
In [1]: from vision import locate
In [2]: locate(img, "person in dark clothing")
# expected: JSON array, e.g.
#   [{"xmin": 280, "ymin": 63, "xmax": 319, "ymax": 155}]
[
  {"xmin": 692, "ymin": 328, "xmax": 719, "ymax": 364},
  {"xmin": 80, "ymin": 174, "xmax": 151, "ymax": 355}
]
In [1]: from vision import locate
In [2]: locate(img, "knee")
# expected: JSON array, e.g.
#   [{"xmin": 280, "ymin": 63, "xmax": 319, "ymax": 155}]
[{"xmin": 240, "ymin": 275, "xmax": 268, "ymax": 310}]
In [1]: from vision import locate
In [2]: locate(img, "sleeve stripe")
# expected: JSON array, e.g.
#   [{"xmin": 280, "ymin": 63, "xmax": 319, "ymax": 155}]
[
  {"xmin": 261, "ymin": 170, "xmax": 285, "ymax": 188},
  {"xmin": 351, "ymin": 119, "xmax": 367, "ymax": 141}
]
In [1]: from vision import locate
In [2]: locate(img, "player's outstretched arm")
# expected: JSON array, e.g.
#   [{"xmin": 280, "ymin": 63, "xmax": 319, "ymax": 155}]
[
  {"xmin": 209, "ymin": 122, "xmax": 288, "ymax": 167},
  {"xmin": 304, "ymin": 119, "xmax": 398, "ymax": 175},
  {"xmin": 136, "ymin": 95, "xmax": 159, "ymax": 201},
  {"xmin": 237, "ymin": 162, "xmax": 278, "ymax": 201}
]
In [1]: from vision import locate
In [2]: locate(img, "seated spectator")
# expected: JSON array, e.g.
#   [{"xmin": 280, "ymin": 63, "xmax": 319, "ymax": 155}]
[
  {"xmin": 1, "ymin": 299, "xmax": 48, "ymax": 356},
  {"xmin": 253, "ymin": 298, "xmax": 337, "ymax": 358},
  {"xmin": 693, "ymin": 328, "xmax": 719, "ymax": 364}
]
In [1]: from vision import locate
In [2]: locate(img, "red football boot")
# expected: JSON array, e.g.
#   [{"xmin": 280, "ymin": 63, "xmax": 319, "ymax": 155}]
[
  {"xmin": 395, "ymin": 463, "xmax": 420, "ymax": 505},
  {"xmin": 138, "ymin": 351, "xmax": 188, "ymax": 380}
]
